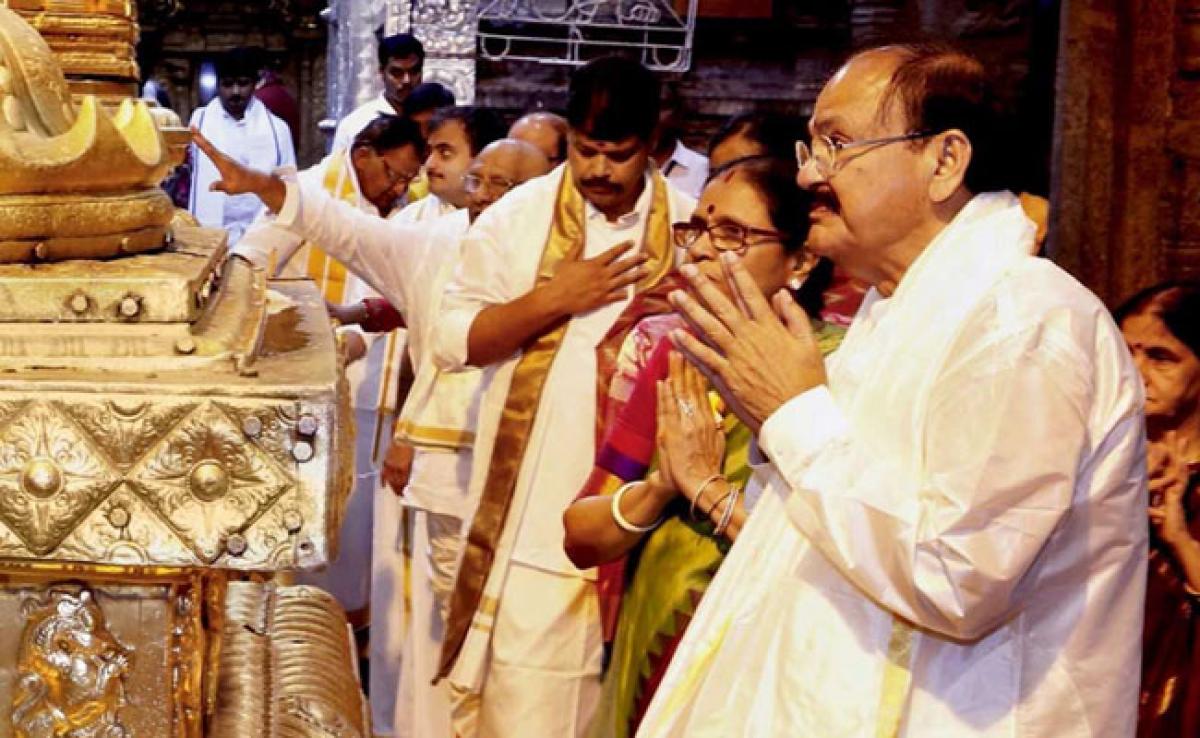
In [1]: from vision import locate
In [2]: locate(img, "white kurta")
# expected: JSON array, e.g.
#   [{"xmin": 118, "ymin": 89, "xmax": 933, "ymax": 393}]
[
  {"xmin": 661, "ymin": 141, "xmax": 709, "ymax": 199},
  {"xmin": 188, "ymin": 97, "xmax": 295, "ymax": 246},
  {"xmin": 637, "ymin": 193, "xmax": 1148, "ymax": 738},
  {"xmin": 333, "ymin": 94, "xmax": 399, "ymax": 153},
  {"xmin": 432, "ymin": 166, "xmax": 694, "ymax": 737}
]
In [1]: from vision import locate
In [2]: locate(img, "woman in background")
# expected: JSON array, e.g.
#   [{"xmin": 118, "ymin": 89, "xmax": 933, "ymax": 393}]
[{"xmin": 1117, "ymin": 282, "xmax": 1200, "ymax": 737}]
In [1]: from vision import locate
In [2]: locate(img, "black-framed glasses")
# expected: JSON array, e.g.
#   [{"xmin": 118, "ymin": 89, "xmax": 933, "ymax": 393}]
[
  {"xmin": 795, "ymin": 130, "xmax": 935, "ymax": 178},
  {"xmin": 380, "ymin": 156, "xmax": 419, "ymax": 191},
  {"xmin": 671, "ymin": 218, "xmax": 786, "ymax": 254},
  {"xmin": 462, "ymin": 173, "xmax": 517, "ymax": 195}
]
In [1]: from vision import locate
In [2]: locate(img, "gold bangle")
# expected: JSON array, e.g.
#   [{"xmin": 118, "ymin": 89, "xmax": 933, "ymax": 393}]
[
  {"xmin": 689, "ymin": 473, "xmax": 724, "ymax": 521},
  {"xmin": 704, "ymin": 483, "xmax": 734, "ymax": 518}
]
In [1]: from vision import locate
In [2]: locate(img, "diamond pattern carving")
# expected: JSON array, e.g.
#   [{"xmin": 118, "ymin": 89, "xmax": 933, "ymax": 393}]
[
  {"xmin": 213, "ymin": 401, "xmax": 298, "ymax": 472},
  {"xmin": 0, "ymin": 401, "xmax": 121, "ymax": 554},
  {"xmin": 126, "ymin": 402, "xmax": 295, "ymax": 563},
  {"xmin": 56, "ymin": 399, "xmax": 198, "ymax": 471}
]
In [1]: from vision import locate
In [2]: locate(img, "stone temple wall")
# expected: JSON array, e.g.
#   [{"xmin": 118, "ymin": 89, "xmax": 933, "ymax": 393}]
[
  {"xmin": 135, "ymin": 1, "xmax": 1053, "ymax": 182},
  {"xmin": 1051, "ymin": 0, "xmax": 1200, "ymax": 304},
  {"xmin": 137, "ymin": 0, "xmax": 329, "ymax": 167},
  {"xmin": 475, "ymin": 0, "xmax": 1058, "ymax": 195}
]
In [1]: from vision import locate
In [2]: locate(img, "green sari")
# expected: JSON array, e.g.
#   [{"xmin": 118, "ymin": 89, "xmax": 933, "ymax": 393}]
[{"xmin": 580, "ymin": 313, "xmax": 844, "ymax": 738}]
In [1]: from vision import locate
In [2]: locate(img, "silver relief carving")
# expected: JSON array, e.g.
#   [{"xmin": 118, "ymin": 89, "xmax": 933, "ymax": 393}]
[
  {"xmin": 13, "ymin": 588, "xmax": 131, "ymax": 738},
  {"xmin": 410, "ymin": 0, "xmax": 477, "ymax": 102}
]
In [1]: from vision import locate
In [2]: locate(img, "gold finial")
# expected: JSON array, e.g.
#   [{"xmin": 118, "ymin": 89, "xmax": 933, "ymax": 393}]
[{"xmin": 0, "ymin": 5, "xmax": 174, "ymax": 263}]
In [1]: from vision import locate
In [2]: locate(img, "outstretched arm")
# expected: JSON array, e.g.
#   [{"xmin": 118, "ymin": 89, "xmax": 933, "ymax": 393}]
[
  {"xmin": 192, "ymin": 126, "xmax": 287, "ymax": 211},
  {"xmin": 192, "ymin": 127, "xmax": 424, "ymax": 314}
]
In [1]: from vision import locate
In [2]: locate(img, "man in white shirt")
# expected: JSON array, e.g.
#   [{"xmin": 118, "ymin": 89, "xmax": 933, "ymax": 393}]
[
  {"xmin": 638, "ymin": 43, "xmax": 1148, "ymax": 738},
  {"xmin": 371, "ymin": 106, "xmax": 507, "ymax": 492},
  {"xmin": 188, "ymin": 47, "xmax": 295, "ymax": 245},
  {"xmin": 651, "ymin": 86, "xmax": 708, "ymax": 199},
  {"xmin": 332, "ymin": 33, "xmax": 425, "ymax": 153},
  {"xmin": 190, "ymin": 128, "xmax": 545, "ymax": 737},
  {"xmin": 227, "ymin": 114, "xmax": 424, "ymax": 735},
  {"xmin": 429, "ymin": 57, "xmax": 695, "ymax": 737}
]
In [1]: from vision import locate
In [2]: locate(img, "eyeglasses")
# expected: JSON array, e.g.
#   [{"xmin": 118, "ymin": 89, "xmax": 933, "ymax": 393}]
[
  {"xmin": 795, "ymin": 130, "xmax": 935, "ymax": 179},
  {"xmin": 462, "ymin": 173, "xmax": 517, "ymax": 195},
  {"xmin": 380, "ymin": 156, "xmax": 419, "ymax": 192},
  {"xmin": 671, "ymin": 218, "xmax": 785, "ymax": 254}
]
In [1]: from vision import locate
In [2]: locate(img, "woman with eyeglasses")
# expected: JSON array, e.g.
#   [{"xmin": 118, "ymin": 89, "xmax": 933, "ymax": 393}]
[
  {"xmin": 561, "ymin": 155, "xmax": 844, "ymax": 738},
  {"xmin": 1116, "ymin": 283, "xmax": 1200, "ymax": 737}
]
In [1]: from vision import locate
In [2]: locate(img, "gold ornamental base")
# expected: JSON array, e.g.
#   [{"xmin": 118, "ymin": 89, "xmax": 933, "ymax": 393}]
[
  {"xmin": 0, "ymin": 6, "xmax": 368, "ymax": 736},
  {"xmin": 0, "ymin": 188, "xmax": 172, "ymax": 263}
]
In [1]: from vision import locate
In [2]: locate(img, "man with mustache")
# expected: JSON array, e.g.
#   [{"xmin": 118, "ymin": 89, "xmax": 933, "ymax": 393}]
[
  {"xmin": 188, "ymin": 47, "xmax": 295, "ymax": 246},
  {"xmin": 637, "ymin": 43, "xmax": 1147, "ymax": 737},
  {"xmin": 428, "ymin": 56, "xmax": 694, "ymax": 737}
]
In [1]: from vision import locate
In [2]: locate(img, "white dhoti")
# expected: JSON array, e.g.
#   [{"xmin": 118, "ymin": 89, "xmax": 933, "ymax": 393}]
[
  {"xmin": 370, "ymin": 482, "xmax": 408, "ymax": 735},
  {"xmin": 466, "ymin": 564, "xmax": 603, "ymax": 738},
  {"xmin": 397, "ymin": 449, "xmax": 475, "ymax": 738},
  {"xmin": 395, "ymin": 508, "xmax": 455, "ymax": 738}
]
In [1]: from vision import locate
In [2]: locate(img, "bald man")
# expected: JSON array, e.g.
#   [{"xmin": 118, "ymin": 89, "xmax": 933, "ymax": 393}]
[
  {"xmin": 508, "ymin": 111, "xmax": 568, "ymax": 167},
  {"xmin": 464, "ymin": 138, "xmax": 551, "ymax": 219},
  {"xmin": 384, "ymin": 139, "xmax": 550, "ymax": 738}
]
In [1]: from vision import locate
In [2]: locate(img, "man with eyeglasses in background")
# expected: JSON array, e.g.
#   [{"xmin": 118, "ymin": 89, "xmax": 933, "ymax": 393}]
[{"xmin": 636, "ymin": 42, "xmax": 1147, "ymax": 737}]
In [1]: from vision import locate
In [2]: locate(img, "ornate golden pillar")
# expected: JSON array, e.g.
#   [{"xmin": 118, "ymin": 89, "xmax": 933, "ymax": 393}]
[
  {"xmin": 0, "ymin": 5, "xmax": 369, "ymax": 735},
  {"xmin": 2, "ymin": 0, "xmax": 140, "ymax": 102}
]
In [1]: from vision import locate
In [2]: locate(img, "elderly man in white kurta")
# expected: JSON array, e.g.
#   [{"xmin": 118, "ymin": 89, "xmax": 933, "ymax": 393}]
[
  {"xmin": 636, "ymin": 44, "xmax": 1147, "ymax": 738},
  {"xmin": 429, "ymin": 57, "xmax": 694, "ymax": 738}
]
